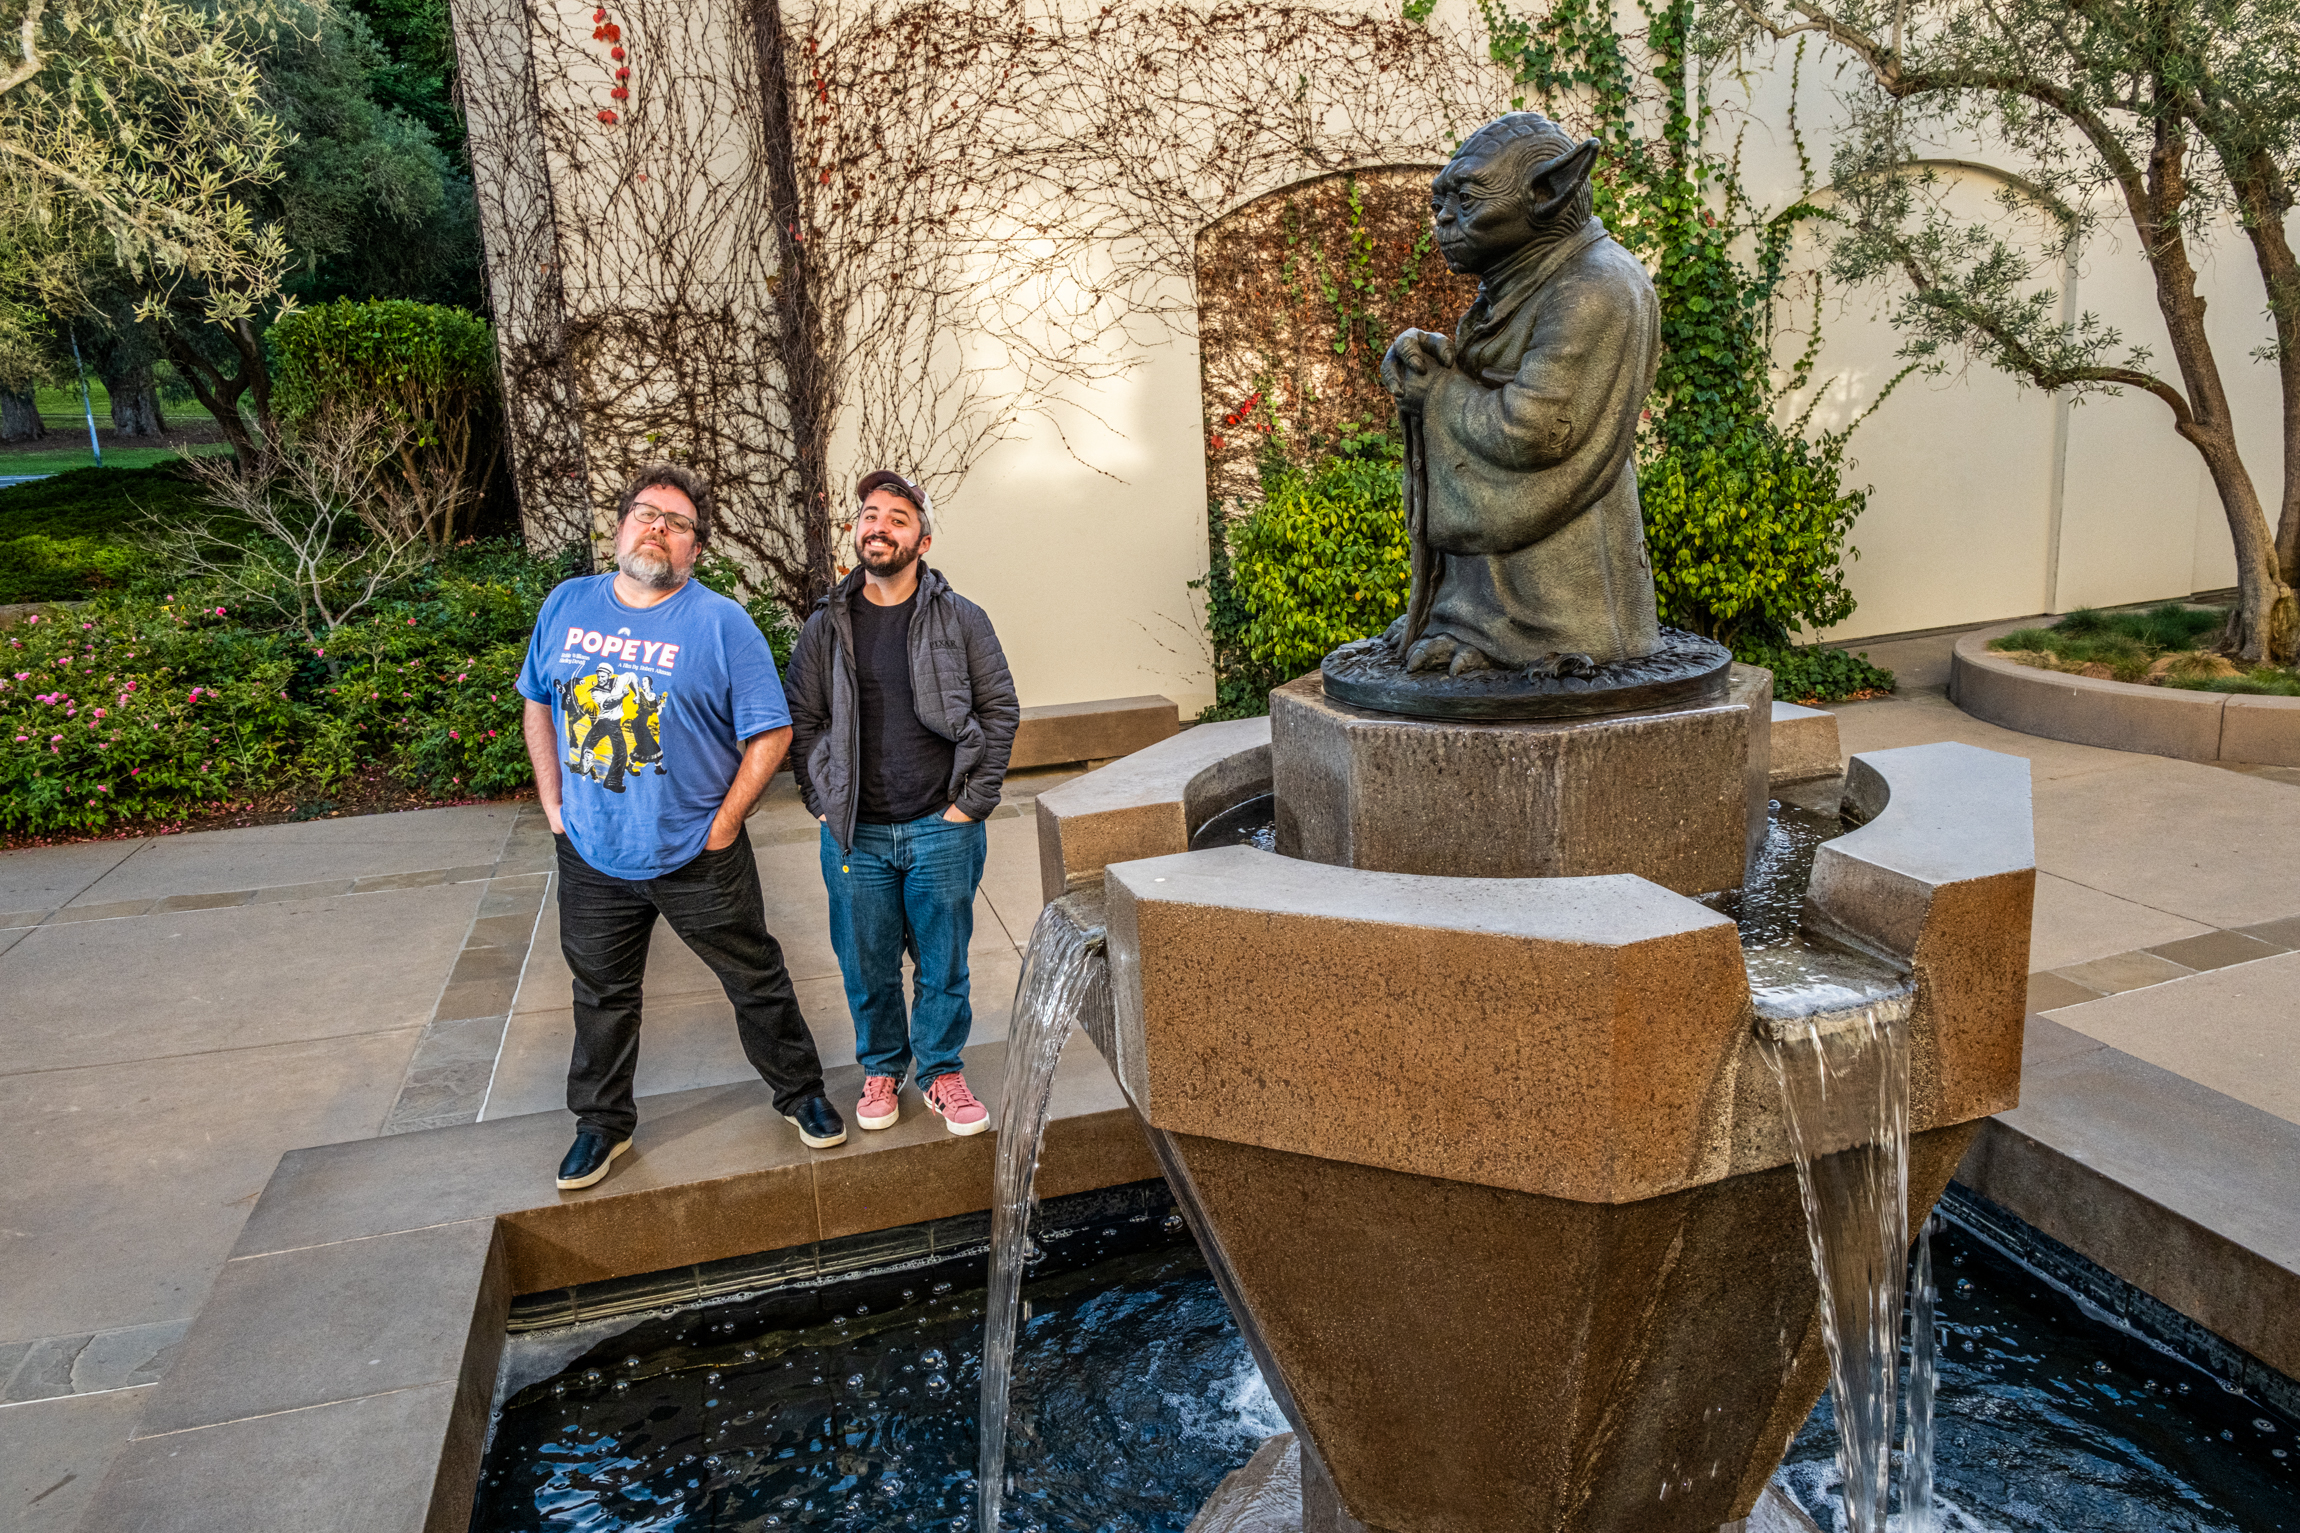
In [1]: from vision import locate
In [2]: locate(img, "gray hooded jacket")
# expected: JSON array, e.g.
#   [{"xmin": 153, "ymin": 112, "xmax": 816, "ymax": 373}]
[{"xmin": 787, "ymin": 564, "xmax": 1020, "ymax": 851}]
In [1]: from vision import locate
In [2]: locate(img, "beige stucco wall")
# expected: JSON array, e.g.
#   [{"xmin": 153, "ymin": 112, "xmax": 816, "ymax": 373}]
[
  {"xmin": 459, "ymin": 0, "xmax": 2291, "ymax": 712},
  {"xmin": 1725, "ymin": 46, "xmax": 2290, "ymax": 641}
]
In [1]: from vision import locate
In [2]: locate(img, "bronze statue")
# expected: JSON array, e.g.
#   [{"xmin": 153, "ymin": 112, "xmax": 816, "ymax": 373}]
[{"xmin": 1379, "ymin": 112, "xmax": 1663, "ymax": 679}]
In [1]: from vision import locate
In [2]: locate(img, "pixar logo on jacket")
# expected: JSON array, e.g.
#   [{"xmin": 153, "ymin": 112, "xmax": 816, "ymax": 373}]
[{"xmin": 561, "ymin": 626, "xmax": 682, "ymax": 671}]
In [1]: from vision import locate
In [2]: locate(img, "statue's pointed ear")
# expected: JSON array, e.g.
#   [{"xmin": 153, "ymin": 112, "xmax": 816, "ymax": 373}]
[{"xmin": 1527, "ymin": 138, "xmax": 1601, "ymax": 220}]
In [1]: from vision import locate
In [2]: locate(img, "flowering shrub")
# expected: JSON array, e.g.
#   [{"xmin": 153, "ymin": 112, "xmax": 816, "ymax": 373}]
[
  {"xmin": 0, "ymin": 543, "xmax": 575, "ymax": 835},
  {"xmin": 0, "ymin": 607, "xmax": 306, "ymax": 834}
]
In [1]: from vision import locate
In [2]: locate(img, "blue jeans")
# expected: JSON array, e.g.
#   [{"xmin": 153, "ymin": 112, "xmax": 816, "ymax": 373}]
[{"xmin": 821, "ymin": 810, "xmax": 988, "ymax": 1086}]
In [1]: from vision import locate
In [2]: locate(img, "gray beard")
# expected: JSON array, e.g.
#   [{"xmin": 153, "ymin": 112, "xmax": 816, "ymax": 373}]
[{"xmin": 618, "ymin": 545, "xmax": 683, "ymax": 589}]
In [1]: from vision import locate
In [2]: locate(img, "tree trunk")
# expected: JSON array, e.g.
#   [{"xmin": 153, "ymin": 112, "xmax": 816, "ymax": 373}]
[
  {"xmin": 0, "ymin": 390, "xmax": 46, "ymax": 442},
  {"xmin": 157, "ymin": 320, "xmax": 272, "ymax": 474},
  {"xmin": 748, "ymin": 0, "xmax": 838, "ymax": 616},
  {"xmin": 2136, "ymin": 130, "xmax": 2295, "ymax": 664},
  {"xmin": 105, "ymin": 362, "xmax": 168, "ymax": 436}
]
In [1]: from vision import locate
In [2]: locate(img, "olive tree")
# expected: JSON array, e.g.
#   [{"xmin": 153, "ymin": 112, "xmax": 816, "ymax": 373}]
[
  {"xmin": 0, "ymin": 0, "xmax": 293, "ymax": 333},
  {"xmin": 1721, "ymin": 0, "xmax": 2300, "ymax": 661}
]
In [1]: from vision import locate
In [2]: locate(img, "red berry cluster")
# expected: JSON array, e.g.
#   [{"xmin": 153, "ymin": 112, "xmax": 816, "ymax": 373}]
[
  {"xmin": 592, "ymin": 8, "xmax": 628, "ymax": 124},
  {"xmin": 1209, "ymin": 389, "xmax": 1266, "ymax": 452}
]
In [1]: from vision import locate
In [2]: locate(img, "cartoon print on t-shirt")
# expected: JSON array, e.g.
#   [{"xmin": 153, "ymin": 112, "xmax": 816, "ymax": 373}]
[{"xmin": 557, "ymin": 663, "xmax": 669, "ymax": 795}]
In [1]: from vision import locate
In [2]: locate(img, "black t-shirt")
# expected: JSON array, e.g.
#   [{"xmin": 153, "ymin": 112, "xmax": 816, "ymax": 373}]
[{"xmin": 850, "ymin": 590, "xmax": 957, "ymax": 824}]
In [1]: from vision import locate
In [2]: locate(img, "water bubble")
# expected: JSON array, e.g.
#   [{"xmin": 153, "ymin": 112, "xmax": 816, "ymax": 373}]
[
  {"xmin": 925, "ymin": 1373, "xmax": 949, "ymax": 1393},
  {"xmin": 1101, "ymin": 1227, "xmax": 1116, "ymax": 1237},
  {"xmin": 812, "ymin": 1375, "xmax": 825, "ymax": 1385},
  {"xmin": 932, "ymin": 1282, "xmax": 952, "ymax": 1294},
  {"xmin": 1956, "ymin": 1278, "xmax": 1974, "ymax": 1295},
  {"xmin": 625, "ymin": 1356, "xmax": 641, "ymax": 1368},
  {"xmin": 551, "ymin": 1382, "xmax": 567, "ymax": 1398},
  {"xmin": 1162, "ymin": 1213, "xmax": 1185, "ymax": 1234},
  {"xmin": 2275, "ymin": 1449, "xmax": 2288, "ymax": 1459},
  {"xmin": 707, "ymin": 1371, "xmax": 722, "ymax": 1385},
  {"xmin": 921, "ymin": 1348, "xmax": 947, "ymax": 1368},
  {"xmin": 743, "ymin": 1348, "xmax": 759, "ymax": 1360},
  {"xmin": 614, "ymin": 1380, "xmax": 631, "ymax": 1395},
  {"xmin": 582, "ymin": 1370, "xmax": 603, "ymax": 1387},
  {"xmin": 2179, "ymin": 1382, "xmax": 2192, "ymax": 1395},
  {"xmin": 902, "ymin": 1289, "xmax": 916, "ymax": 1301},
  {"xmin": 846, "ymin": 1374, "xmax": 865, "ymax": 1388},
  {"xmin": 2092, "ymin": 1360, "xmax": 2112, "ymax": 1375},
  {"xmin": 856, "ymin": 1304, "xmax": 870, "ymax": 1314},
  {"xmin": 834, "ymin": 1315, "xmax": 849, "ymax": 1327},
  {"xmin": 2256, "ymin": 1418, "xmax": 2278, "ymax": 1433}
]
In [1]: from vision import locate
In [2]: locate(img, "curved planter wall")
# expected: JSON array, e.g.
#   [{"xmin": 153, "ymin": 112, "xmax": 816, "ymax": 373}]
[{"xmin": 1950, "ymin": 630, "xmax": 2300, "ymax": 766}]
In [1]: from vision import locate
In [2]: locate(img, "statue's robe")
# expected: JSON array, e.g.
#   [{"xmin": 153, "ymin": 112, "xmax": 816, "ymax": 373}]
[{"xmin": 1406, "ymin": 216, "xmax": 1661, "ymax": 666}]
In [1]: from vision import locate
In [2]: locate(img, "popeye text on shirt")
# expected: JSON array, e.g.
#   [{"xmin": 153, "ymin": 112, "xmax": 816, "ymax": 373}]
[{"xmin": 517, "ymin": 574, "xmax": 790, "ymax": 880}]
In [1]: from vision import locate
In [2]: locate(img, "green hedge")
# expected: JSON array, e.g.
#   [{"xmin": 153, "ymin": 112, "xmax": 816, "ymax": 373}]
[
  {"xmin": 1229, "ymin": 455, "xmax": 1411, "ymax": 684},
  {"xmin": 270, "ymin": 298, "xmax": 497, "ymax": 428}
]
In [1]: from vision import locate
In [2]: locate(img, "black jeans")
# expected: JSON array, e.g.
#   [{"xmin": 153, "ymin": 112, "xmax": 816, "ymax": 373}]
[{"xmin": 555, "ymin": 826, "xmax": 826, "ymax": 1139}]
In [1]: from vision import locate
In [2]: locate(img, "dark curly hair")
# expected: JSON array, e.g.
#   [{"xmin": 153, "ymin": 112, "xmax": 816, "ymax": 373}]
[{"xmin": 615, "ymin": 462, "xmax": 715, "ymax": 544}]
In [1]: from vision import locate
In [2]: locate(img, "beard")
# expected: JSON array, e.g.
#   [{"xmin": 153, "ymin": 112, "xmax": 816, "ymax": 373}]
[
  {"xmin": 617, "ymin": 540, "xmax": 685, "ymax": 590},
  {"xmin": 858, "ymin": 535, "xmax": 921, "ymax": 576}
]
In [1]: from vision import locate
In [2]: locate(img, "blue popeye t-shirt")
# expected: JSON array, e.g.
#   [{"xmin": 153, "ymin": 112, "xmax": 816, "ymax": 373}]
[{"xmin": 517, "ymin": 574, "xmax": 791, "ymax": 879}]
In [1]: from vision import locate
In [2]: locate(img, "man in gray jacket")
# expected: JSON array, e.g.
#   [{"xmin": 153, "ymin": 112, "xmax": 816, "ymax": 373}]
[{"xmin": 788, "ymin": 470, "xmax": 1021, "ymax": 1136}]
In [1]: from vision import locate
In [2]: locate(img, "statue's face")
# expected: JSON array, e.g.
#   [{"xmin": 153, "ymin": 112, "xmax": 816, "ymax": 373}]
[{"xmin": 1429, "ymin": 147, "xmax": 1540, "ymax": 277}]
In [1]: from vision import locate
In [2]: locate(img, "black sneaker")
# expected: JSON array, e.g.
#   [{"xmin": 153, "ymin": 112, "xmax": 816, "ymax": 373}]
[
  {"xmin": 783, "ymin": 1094, "xmax": 847, "ymax": 1149},
  {"xmin": 556, "ymin": 1129, "xmax": 632, "ymax": 1189}
]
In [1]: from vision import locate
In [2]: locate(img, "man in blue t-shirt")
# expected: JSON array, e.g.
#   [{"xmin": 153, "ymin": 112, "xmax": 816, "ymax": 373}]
[{"xmin": 518, "ymin": 464, "xmax": 846, "ymax": 1190}]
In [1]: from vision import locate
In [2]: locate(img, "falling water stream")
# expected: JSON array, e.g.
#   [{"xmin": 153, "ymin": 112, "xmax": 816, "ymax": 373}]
[
  {"xmin": 978, "ymin": 905, "xmax": 1109, "ymax": 1533},
  {"xmin": 1757, "ymin": 968, "xmax": 1915, "ymax": 1533}
]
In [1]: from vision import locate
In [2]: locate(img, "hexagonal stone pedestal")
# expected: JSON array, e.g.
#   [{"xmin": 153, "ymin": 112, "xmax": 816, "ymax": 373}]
[{"xmin": 1270, "ymin": 674, "xmax": 1751, "ymax": 894}]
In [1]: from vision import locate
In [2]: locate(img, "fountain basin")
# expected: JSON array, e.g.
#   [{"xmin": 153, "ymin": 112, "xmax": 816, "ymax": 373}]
[{"xmin": 1036, "ymin": 686, "xmax": 2036, "ymax": 1533}]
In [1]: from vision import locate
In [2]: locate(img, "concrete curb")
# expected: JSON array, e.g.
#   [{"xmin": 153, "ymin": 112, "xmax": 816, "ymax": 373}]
[{"xmin": 1949, "ymin": 629, "xmax": 2300, "ymax": 766}]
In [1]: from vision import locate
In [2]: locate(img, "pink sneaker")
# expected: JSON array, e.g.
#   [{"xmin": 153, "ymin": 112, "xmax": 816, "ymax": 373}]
[
  {"xmin": 922, "ymin": 1072, "xmax": 990, "ymax": 1136},
  {"xmin": 857, "ymin": 1075, "xmax": 901, "ymax": 1131}
]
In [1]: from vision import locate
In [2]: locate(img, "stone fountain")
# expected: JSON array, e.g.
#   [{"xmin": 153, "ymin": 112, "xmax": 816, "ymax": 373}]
[{"xmin": 1020, "ymin": 112, "xmax": 2034, "ymax": 1533}]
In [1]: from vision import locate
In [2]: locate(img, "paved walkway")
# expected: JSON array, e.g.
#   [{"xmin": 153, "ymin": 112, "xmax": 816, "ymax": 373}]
[{"xmin": 7, "ymin": 634, "xmax": 2300, "ymax": 1530}]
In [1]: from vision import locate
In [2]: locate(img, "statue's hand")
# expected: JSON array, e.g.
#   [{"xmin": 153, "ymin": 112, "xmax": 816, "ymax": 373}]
[{"xmin": 1381, "ymin": 329, "xmax": 1454, "ymax": 410}]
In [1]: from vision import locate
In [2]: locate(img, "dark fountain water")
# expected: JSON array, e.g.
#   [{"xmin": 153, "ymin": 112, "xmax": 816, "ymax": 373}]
[{"xmin": 473, "ymin": 797, "xmax": 2299, "ymax": 1533}]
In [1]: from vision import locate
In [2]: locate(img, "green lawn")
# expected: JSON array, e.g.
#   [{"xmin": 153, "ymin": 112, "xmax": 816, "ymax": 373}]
[{"xmin": 0, "ymin": 443, "xmax": 233, "ymax": 477}]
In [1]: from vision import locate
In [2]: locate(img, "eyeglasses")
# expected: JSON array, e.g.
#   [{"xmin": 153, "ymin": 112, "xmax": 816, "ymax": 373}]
[{"xmin": 630, "ymin": 506, "xmax": 696, "ymax": 535}]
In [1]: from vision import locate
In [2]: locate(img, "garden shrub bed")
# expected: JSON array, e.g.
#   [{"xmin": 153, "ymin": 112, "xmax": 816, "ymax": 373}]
[
  {"xmin": 0, "ymin": 539, "xmax": 800, "ymax": 841},
  {"xmin": 1987, "ymin": 604, "xmax": 2300, "ymax": 696}
]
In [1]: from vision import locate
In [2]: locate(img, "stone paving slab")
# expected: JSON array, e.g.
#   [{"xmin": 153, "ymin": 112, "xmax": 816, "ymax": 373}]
[
  {"xmin": 0, "ymin": 883, "xmax": 480, "ymax": 1075},
  {"xmin": 0, "ymin": 1388, "xmax": 148, "ymax": 1533},
  {"xmin": 58, "ymin": 803, "xmax": 521, "ymax": 907},
  {"xmin": 2025, "ymin": 869, "xmax": 2214, "ymax": 971},
  {"xmin": 2043, "ymin": 949, "xmax": 2300, "ymax": 1126},
  {"xmin": 0, "ymin": 839, "xmax": 140, "ymax": 914},
  {"xmin": 0, "ymin": 1028, "xmax": 419, "ymax": 1342}
]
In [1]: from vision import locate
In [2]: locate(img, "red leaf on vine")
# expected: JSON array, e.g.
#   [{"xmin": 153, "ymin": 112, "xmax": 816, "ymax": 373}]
[
  {"xmin": 610, "ymin": 86, "xmax": 628, "ymax": 98},
  {"xmin": 616, "ymin": 66, "xmax": 630, "ymax": 78},
  {"xmin": 592, "ymin": 6, "xmax": 605, "ymax": 18},
  {"xmin": 598, "ymin": 109, "xmax": 618, "ymax": 123},
  {"xmin": 603, "ymin": 22, "xmax": 620, "ymax": 39},
  {"xmin": 611, "ymin": 45, "xmax": 625, "ymax": 58},
  {"xmin": 820, "ymin": 169, "xmax": 831, "ymax": 184}
]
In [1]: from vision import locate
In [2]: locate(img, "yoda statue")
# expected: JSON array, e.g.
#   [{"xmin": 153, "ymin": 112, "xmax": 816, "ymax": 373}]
[{"xmin": 1379, "ymin": 112, "xmax": 1663, "ymax": 679}]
